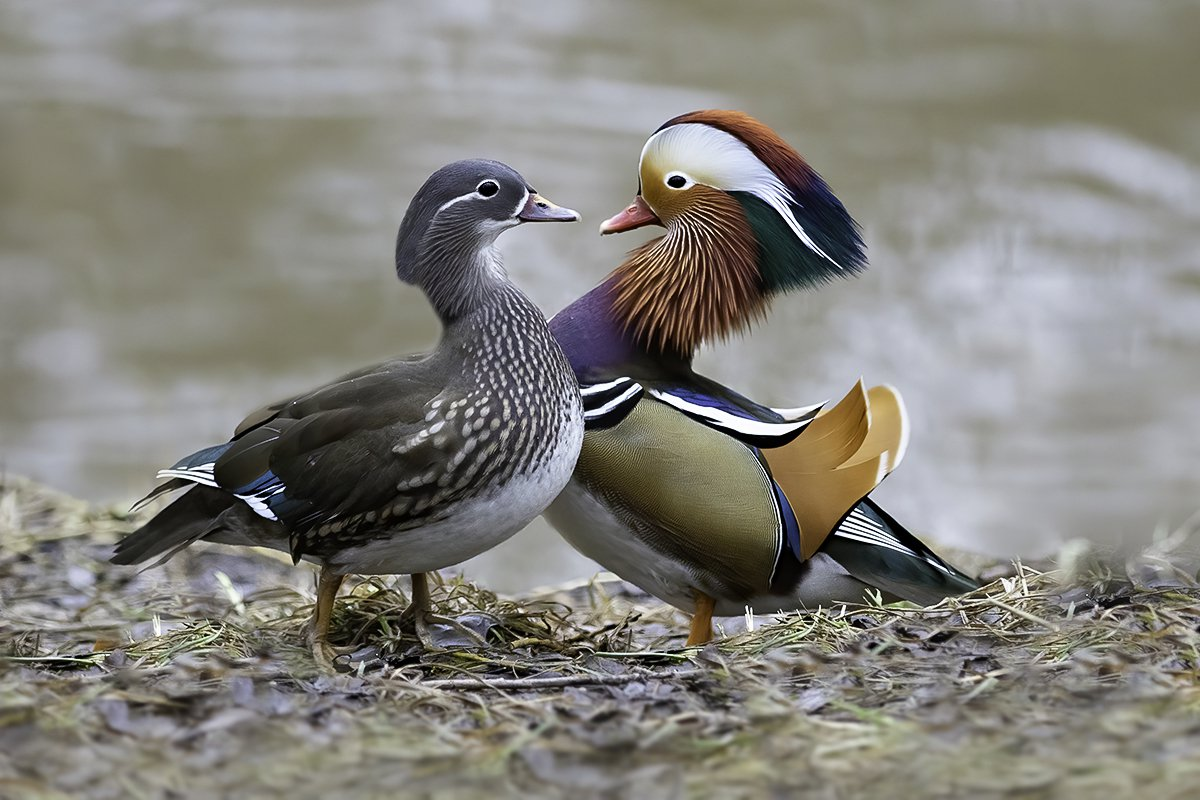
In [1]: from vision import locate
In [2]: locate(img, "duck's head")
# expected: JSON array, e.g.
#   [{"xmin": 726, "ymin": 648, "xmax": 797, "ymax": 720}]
[
  {"xmin": 602, "ymin": 110, "xmax": 866, "ymax": 357},
  {"xmin": 395, "ymin": 159, "xmax": 578, "ymax": 320}
]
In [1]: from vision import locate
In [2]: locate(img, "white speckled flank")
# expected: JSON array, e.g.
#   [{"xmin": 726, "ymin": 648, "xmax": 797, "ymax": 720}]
[
  {"xmin": 297, "ymin": 248, "xmax": 585, "ymax": 571},
  {"xmin": 333, "ymin": 415, "xmax": 582, "ymax": 574}
]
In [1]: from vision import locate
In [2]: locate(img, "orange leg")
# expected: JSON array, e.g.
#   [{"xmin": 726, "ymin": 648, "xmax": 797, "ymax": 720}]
[
  {"xmin": 686, "ymin": 591, "xmax": 716, "ymax": 646},
  {"xmin": 408, "ymin": 571, "xmax": 487, "ymax": 651},
  {"xmin": 308, "ymin": 569, "xmax": 345, "ymax": 666},
  {"xmin": 410, "ymin": 572, "xmax": 440, "ymax": 651},
  {"xmin": 410, "ymin": 572, "xmax": 431, "ymax": 616}
]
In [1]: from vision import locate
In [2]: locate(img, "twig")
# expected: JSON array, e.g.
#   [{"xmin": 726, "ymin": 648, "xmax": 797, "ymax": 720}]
[
  {"xmin": 419, "ymin": 666, "xmax": 707, "ymax": 691},
  {"xmin": 592, "ymin": 650, "xmax": 693, "ymax": 661},
  {"xmin": 1, "ymin": 620, "xmax": 131, "ymax": 634},
  {"xmin": 986, "ymin": 598, "xmax": 1061, "ymax": 632},
  {"xmin": 0, "ymin": 654, "xmax": 107, "ymax": 668}
]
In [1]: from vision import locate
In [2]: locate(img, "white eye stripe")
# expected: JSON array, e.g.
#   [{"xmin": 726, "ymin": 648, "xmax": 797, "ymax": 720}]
[
  {"xmin": 435, "ymin": 192, "xmax": 479, "ymax": 214},
  {"xmin": 641, "ymin": 123, "xmax": 844, "ymax": 270},
  {"xmin": 434, "ymin": 185, "xmax": 528, "ymax": 221}
]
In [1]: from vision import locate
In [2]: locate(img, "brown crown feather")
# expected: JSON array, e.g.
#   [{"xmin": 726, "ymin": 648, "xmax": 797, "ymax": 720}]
[{"xmin": 610, "ymin": 186, "xmax": 767, "ymax": 358}]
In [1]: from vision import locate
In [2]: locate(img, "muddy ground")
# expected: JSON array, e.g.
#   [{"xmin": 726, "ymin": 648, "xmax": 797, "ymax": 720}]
[{"xmin": 2, "ymin": 474, "xmax": 1199, "ymax": 799}]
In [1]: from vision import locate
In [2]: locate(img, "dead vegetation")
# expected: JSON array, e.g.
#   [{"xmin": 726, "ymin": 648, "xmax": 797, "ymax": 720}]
[{"xmin": 2, "ymin": 473, "xmax": 1200, "ymax": 799}]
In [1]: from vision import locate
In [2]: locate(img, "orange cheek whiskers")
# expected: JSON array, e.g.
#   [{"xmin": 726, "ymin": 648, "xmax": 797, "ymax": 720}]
[{"xmin": 608, "ymin": 189, "xmax": 768, "ymax": 358}]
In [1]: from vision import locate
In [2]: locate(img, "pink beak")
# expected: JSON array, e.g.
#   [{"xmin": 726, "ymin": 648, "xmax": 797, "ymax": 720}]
[{"xmin": 599, "ymin": 195, "xmax": 662, "ymax": 235}]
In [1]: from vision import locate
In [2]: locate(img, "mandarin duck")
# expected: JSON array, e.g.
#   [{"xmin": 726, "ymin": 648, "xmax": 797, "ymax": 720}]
[
  {"xmin": 112, "ymin": 159, "xmax": 585, "ymax": 663},
  {"xmin": 545, "ymin": 111, "xmax": 979, "ymax": 645}
]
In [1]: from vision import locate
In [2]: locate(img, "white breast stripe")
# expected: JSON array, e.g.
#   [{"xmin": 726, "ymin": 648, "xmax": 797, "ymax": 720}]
[
  {"xmin": 647, "ymin": 389, "xmax": 815, "ymax": 439},
  {"xmin": 583, "ymin": 384, "xmax": 643, "ymax": 420},
  {"xmin": 580, "ymin": 377, "xmax": 635, "ymax": 396}
]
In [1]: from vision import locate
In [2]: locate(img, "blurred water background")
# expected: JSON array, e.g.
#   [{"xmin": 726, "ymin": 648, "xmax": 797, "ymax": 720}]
[{"xmin": 2, "ymin": 0, "xmax": 1197, "ymax": 591}]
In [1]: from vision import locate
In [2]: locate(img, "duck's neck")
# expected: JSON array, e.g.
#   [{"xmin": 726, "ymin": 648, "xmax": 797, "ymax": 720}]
[
  {"xmin": 551, "ymin": 265, "xmax": 742, "ymax": 384},
  {"xmin": 606, "ymin": 205, "xmax": 768, "ymax": 359},
  {"xmin": 550, "ymin": 280, "xmax": 650, "ymax": 381},
  {"xmin": 418, "ymin": 243, "xmax": 509, "ymax": 326}
]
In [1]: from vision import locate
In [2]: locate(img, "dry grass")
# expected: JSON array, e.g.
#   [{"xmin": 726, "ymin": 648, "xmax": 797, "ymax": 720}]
[{"xmin": 2, "ymin": 473, "xmax": 1200, "ymax": 799}]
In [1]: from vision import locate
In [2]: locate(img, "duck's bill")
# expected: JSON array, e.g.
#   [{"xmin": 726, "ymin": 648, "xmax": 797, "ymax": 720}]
[
  {"xmin": 599, "ymin": 195, "xmax": 661, "ymax": 234},
  {"xmin": 518, "ymin": 193, "xmax": 581, "ymax": 223}
]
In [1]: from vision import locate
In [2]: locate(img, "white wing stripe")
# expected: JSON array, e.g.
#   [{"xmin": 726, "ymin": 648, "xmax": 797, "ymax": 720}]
[
  {"xmin": 768, "ymin": 402, "xmax": 825, "ymax": 422},
  {"xmin": 236, "ymin": 493, "xmax": 279, "ymax": 521},
  {"xmin": 155, "ymin": 465, "xmax": 219, "ymax": 488},
  {"xmin": 647, "ymin": 389, "xmax": 814, "ymax": 438},
  {"xmin": 832, "ymin": 529, "xmax": 916, "ymax": 557},
  {"xmin": 839, "ymin": 517, "xmax": 907, "ymax": 549},
  {"xmin": 837, "ymin": 514, "xmax": 954, "ymax": 575}
]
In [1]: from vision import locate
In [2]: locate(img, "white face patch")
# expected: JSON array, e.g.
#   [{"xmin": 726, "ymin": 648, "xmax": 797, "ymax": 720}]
[{"xmin": 641, "ymin": 123, "xmax": 843, "ymax": 270}]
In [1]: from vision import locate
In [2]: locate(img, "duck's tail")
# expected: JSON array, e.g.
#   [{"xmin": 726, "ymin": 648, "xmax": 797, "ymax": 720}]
[
  {"xmin": 111, "ymin": 484, "xmax": 237, "ymax": 567},
  {"xmin": 822, "ymin": 497, "xmax": 981, "ymax": 603},
  {"xmin": 762, "ymin": 380, "xmax": 978, "ymax": 603}
]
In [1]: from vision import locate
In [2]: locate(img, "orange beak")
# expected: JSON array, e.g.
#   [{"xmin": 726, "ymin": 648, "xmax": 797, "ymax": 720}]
[{"xmin": 599, "ymin": 195, "xmax": 662, "ymax": 235}]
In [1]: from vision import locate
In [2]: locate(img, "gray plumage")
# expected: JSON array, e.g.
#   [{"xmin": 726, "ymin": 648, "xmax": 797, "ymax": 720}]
[{"xmin": 113, "ymin": 159, "xmax": 584, "ymax": 582}]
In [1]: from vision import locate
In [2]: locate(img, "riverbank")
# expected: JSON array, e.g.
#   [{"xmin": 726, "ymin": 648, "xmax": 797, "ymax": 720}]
[{"xmin": 2, "ymin": 474, "xmax": 1199, "ymax": 799}]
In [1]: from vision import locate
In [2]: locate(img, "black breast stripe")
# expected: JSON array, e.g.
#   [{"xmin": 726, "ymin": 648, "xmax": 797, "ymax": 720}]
[{"xmin": 580, "ymin": 378, "xmax": 644, "ymax": 430}]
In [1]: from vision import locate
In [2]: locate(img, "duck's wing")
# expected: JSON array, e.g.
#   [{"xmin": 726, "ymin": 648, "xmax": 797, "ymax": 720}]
[
  {"xmin": 129, "ymin": 358, "xmax": 432, "ymax": 516},
  {"xmin": 572, "ymin": 366, "xmax": 977, "ymax": 606},
  {"xmin": 231, "ymin": 354, "xmax": 427, "ymax": 438},
  {"xmin": 219, "ymin": 368, "xmax": 509, "ymax": 561},
  {"xmin": 612, "ymin": 373, "xmax": 915, "ymax": 569},
  {"xmin": 581, "ymin": 371, "xmax": 822, "ymax": 447},
  {"xmin": 118, "ymin": 356, "xmax": 495, "ymax": 564},
  {"xmin": 569, "ymin": 390, "xmax": 790, "ymax": 601},
  {"xmin": 573, "ymin": 370, "xmax": 833, "ymax": 590}
]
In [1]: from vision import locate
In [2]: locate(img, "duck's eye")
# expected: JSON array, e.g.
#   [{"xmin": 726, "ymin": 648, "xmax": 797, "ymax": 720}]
[
  {"xmin": 665, "ymin": 174, "xmax": 688, "ymax": 189},
  {"xmin": 477, "ymin": 180, "xmax": 500, "ymax": 198}
]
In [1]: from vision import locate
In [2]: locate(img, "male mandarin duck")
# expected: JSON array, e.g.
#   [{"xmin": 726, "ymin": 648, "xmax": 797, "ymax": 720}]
[
  {"xmin": 112, "ymin": 159, "xmax": 585, "ymax": 663},
  {"xmin": 546, "ymin": 111, "xmax": 979, "ymax": 645}
]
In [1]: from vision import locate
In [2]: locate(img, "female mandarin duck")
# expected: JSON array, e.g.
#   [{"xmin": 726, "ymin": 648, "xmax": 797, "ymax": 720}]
[
  {"xmin": 546, "ymin": 111, "xmax": 978, "ymax": 645},
  {"xmin": 112, "ymin": 160, "xmax": 585, "ymax": 663}
]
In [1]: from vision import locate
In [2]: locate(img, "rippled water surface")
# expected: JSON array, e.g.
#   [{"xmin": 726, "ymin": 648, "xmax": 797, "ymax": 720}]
[{"xmin": 3, "ymin": 0, "xmax": 1198, "ymax": 590}]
